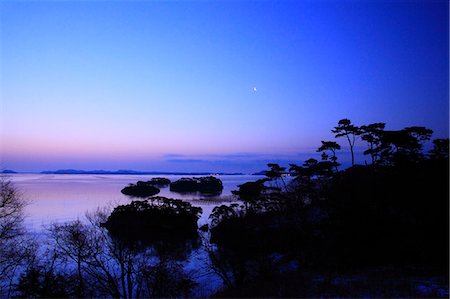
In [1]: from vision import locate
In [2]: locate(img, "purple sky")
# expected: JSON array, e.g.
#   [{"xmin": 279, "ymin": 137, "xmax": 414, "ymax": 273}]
[{"xmin": 1, "ymin": 1, "xmax": 448, "ymax": 173}]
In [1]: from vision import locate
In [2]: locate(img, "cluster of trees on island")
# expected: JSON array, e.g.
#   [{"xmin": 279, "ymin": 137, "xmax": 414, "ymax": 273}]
[
  {"xmin": 121, "ymin": 176, "xmax": 223, "ymax": 197},
  {"xmin": 0, "ymin": 119, "xmax": 448, "ymax": 298}
]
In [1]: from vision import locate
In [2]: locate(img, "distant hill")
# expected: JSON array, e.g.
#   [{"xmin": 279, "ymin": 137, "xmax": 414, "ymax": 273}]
[
  {"xmin": 1, "ymin": 169, "xmax": 17, "ymax": 174},
  {"xmin": 40, "ymin": 169, "xmax": 244, "ymax": 175}
]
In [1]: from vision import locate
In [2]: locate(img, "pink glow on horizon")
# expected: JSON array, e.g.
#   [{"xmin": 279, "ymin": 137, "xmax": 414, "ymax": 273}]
[{"xmin": 1, "ymin": 132, "xmax": 319, "ymax": 158}]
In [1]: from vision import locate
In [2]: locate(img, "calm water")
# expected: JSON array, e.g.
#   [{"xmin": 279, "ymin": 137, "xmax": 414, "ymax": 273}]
[{"xmin": 9, "ymin": 174, "xmax": 263, "ymax": 231}]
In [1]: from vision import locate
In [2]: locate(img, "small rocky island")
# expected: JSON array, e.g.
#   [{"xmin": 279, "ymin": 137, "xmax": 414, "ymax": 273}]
[
  {"xmin": 121, "ymin": 181, "xmax": 161, "ymax": 197},
  {"xmin": 170, "ymin": 176, "xmax": 223, "ymax": 194}
]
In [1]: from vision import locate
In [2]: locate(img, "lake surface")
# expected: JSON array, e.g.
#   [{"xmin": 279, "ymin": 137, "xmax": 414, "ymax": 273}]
[{"xmin": 8, "ymin": 174, "xmax": 263, "ymax": 231}]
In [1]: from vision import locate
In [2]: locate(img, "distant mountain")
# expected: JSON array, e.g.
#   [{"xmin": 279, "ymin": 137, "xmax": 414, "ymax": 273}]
[
  {"xmin": 1, "ymin": 169, "xmax": 17, "ymax": 174},
  {"xmin": 40, "ymin": 169, "xmax": 244, "ymax": 175}
]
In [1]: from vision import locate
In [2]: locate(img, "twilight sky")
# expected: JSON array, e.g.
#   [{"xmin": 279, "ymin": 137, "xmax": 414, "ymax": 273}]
[{"xmin": 0, "ymin": 0, "xmax": 448, "ymax": 173}]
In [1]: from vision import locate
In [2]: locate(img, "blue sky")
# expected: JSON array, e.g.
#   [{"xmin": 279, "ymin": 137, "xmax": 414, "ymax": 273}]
[{"xmin": 0, "ymin": 0, "xmax": 448, "ymax": 173}]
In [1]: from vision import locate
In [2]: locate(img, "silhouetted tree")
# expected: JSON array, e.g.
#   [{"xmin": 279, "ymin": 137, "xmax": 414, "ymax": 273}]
[
  {"xmin": 48, "ymin": 220, "xmax": 92, "ymax": 298},
  {"xmin": 360, "ymin": 123, "xmax": 385, "ymax": 164},
  {"xmin": 303, "ymin": 158, "xmax": 318, "ymax": 168},
  {"xmin": 402, "ymin": 126, "xmax": 433, "ymax": 161},
  {"xmin": 17, "ymin": 265, "xmax": 78, "ymax": 298},
  {"xmin": 265, "ymin": 163, "xmax": 287, "ymax": 190},
  {"xmin": 332, "ymin": 119, "xmax": 360, "ymax": 166},
  {"xmin": 317, "ymin": 141, "xmax": 341, "ymax": 171},
  {"xmin": 231, "ymin": 179, "xmax": 268, "ymax": 212},
  {"xmin": 378, "ymin": 126, "xmax": 433, "ymax": 165},
  {"xmin": 140, "ymin": 256, "xmax": 197, "ymax": 298},
  {"xmin": 290, "ymin": 158, "xmax": 334, "ymax": 179},
  {"xmin": 0, "ymin": 176, "xmax": 26, "ymax": 242},
  {"xmin": 201, "ymin": 234, "xmax": 237, "ymax": 289},
  {"xmin": 289, "ymin": 158, "xmax": 333, "ymax": 204},
  {"xmin": 47, "ymin": 207, "xmax": 197, "ymax": 298},
  {"xmin": 0, "ymin": 176, "xmax": 34, "ymax": 297},
  {"xmin": 210, "ymin": 204, "xmax": 242, "ymax": 228},
  {"xmin": 404, "ymin": 126, "xmax": 433, "ymax": 143},
  {"xmin": 429, "ymin": 138, "xmax": 449, "ymax": 159}
]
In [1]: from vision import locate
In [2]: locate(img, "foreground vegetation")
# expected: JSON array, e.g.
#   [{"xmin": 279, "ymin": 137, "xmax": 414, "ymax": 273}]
[
  {"xmin": 0, "ymin": 119, "xmax": 448, "ymax": 298},
  {"xmin": 207, "ymin": 119, "xmax": 448, "ymax": 297}
]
